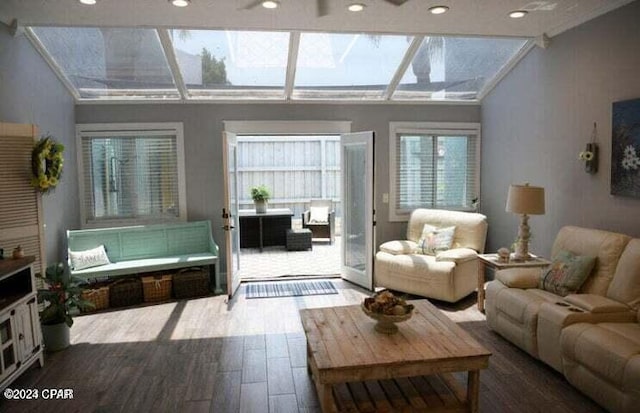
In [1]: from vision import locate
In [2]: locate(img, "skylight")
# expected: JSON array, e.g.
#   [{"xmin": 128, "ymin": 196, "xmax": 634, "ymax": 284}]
[
  {"xmin": 26, "ymin": 27, "xmax": 532, "ymax": 103},
  {"xmin": 394, "ymin": 36, "xmax": 529, "ymax": 101},
  {"xmin": 171, "ymin": 30, "xmax": 289, "ymax": 99},
  {"xmin": 293, "ymin": 33, "xmax": 412, "ymax": 100},
  {"xmin": 31, "ymin": 27, "xmax": 179, "ymax": 99}
]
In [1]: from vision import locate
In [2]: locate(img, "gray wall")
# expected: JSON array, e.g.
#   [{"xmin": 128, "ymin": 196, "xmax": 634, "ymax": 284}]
[
  {"xmin": 0, "ymin": 28, "xmax": 78, "ymax": 265},
  {"xmin": 481, "ymin": 1, "xmax": 640, "ymax": 256},
  {"xmin": 76, "ymin": 103, "xmax": 480, "ymax": 270}
]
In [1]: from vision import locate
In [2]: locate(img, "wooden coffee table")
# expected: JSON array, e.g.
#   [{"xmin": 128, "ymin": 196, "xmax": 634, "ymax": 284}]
[{"xmin": 300, "ymin": 300, "xmax": 491, "ymax": 412}]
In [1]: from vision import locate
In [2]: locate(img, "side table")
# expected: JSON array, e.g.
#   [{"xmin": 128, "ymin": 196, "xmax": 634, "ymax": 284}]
[{"xmin": 477, "ymin": 253, "xmax": 551, "ymax": 312}]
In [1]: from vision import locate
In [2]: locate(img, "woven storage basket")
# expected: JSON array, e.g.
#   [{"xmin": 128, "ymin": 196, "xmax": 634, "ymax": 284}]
[
  {"xmin": 109, "ymin": 277, "xmax": 143, "ymax": 308},
  {"xmin": 173, "ymin": 267, "xmax": 210, "ymax": 299},
  {"xmin": 142, "ymin": 274, "xmax": 173, "ymax": 303},
  {"xmin": 81, "ymin": 284, "xmax": 110, "ymax": 312}
]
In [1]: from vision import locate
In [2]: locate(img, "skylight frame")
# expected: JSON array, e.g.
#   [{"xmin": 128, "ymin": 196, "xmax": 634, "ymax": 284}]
[{"xmin": 25, "ymin": 25, "xmax": 534, "ymax": 105}]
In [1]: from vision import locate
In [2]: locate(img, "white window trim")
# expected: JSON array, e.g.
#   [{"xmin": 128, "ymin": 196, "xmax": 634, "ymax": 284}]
[
  {"xmin": 75, "ymin": 122, "xmax": 187, "ymax": 228},
  {"xmin": 223, "ymin": 120, "xmax": 351, "ymax": 135},
  {"xmin": 388, "ymin": 121, "xmax": 481, "ymax": 222}
]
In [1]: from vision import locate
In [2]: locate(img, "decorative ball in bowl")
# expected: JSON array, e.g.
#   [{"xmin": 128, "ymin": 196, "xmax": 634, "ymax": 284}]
[{"xmin": 362, "ymin": 290, "xmax": 414, "ymax": 334}]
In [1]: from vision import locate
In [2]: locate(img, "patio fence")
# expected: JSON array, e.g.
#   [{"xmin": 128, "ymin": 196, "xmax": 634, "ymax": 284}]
[{"xmin": 237, "ymin": 136, "xmax": 342, "ymax": 225}]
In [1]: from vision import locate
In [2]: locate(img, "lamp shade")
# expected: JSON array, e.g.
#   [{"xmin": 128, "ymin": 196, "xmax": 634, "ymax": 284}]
[{"xmin": 506, "ymin": 184, "xmax": 545, "ymax": 215}]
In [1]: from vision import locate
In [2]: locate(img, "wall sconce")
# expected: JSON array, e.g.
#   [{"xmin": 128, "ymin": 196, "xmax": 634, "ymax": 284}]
[{"xmin": 578, "ymin": 122, "xmax": 599, "ymax": 174}]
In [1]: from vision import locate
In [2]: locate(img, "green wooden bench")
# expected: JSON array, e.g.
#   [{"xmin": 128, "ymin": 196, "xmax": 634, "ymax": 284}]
[{"xmin": 67, "ymin": 220, "xmax": 221, "ymax": 294}]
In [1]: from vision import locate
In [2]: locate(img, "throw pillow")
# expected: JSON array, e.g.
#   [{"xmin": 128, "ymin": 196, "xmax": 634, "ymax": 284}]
[
  {"xmin": 416, "ymin": 224, "xmax": 456, "ymax": 255},
  {"xmin": 69, "ymin": 245, "xmax": 111, "ymax": 271},
  {"xmin": 539, "ymin": 250, "xmax": 596, "ymax": 296},
  {"xmin": 309, "ymin": 206, "xmax": 329, "ymax": 223}
]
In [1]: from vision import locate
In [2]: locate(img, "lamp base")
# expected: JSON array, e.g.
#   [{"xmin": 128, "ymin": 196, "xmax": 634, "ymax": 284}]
[{"xmin": 513, "ymin": 214, "xmax": 531, "ymax": 261}]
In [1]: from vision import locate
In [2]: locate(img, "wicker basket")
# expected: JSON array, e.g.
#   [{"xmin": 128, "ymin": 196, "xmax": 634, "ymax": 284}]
[
  {"xmin": 109, "ymin": 277, "xmax": 143, "ymax": 308},
  {"xmin": 173, "ymin": 267, "xmax": 210, "ymax": 299},
  {"xmin": 81, "ymin": 284, "xmax": 110, "ymax": 312},
  {"xmin": 142, "ymin": 274, "xmax": 173, "ymax": 303}
]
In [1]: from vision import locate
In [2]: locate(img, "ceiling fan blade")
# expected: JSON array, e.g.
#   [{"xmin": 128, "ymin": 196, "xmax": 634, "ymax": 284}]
[
  {"xmin": 385, "ymin": 0, "xmax": 410, "ymax": 5},
  {"xmin": 243, "ymin": 0, "xmax": 264, "ymax": 10},
  {"xmin": 317, "ymin": 0, "xmax": 329, "ymax": 17}
]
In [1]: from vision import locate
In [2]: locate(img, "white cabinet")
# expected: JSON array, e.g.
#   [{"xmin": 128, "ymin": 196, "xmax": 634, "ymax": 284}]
[{"xmin": 0, "ymin": 257, "xmax": 44, "ymax": 390}]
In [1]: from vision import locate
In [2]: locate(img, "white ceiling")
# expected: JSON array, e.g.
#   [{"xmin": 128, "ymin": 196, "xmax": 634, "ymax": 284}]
[{"xmin": 1, "ymin": 0, "xmax": 635, "ymax": 38}]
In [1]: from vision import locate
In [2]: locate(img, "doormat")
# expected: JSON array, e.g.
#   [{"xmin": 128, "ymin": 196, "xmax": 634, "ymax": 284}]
[{"xmin": 245, "ymin": 281, "xmax": 338, "ymax": 299}]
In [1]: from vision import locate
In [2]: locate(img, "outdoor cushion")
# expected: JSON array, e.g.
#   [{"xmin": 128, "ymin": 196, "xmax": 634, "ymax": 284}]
[{"xmin": 309, "ymin": 206, "xmax": 329, "ymax": 223}]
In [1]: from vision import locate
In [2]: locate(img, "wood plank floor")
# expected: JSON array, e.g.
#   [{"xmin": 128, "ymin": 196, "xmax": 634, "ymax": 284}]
[{"xmin": 1, "ymin": 280, "xmax": 605, "ymax": 413}]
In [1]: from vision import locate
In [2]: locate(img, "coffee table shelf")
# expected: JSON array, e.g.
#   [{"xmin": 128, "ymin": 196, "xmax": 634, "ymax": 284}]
[{"xmin": 333, "ymin": 373, "xmax": 469, "ymax": 412}]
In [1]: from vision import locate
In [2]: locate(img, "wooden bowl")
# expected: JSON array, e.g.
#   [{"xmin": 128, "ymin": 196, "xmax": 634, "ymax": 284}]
[{"xmin": 361, "ymin": 303, "xmax": 413, "ymax": 334}]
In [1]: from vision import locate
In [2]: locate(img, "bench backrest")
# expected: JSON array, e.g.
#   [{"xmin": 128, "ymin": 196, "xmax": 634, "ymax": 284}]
[{"xmin": 67, "ymin": 221, "xmax": 218, "ymax": 262}]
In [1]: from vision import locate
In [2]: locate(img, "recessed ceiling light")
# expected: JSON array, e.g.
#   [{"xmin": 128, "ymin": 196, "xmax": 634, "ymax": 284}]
[
  {"xmin": 509, "ymin": 10, "xmax": 528, "ymax": 19},
  {"xmin": 79, "ymin": 0, "xmax": 97, "ymax": 5},
  {"xmin": 347, "ymin": 3, "xmax": 366, "ymax": 12},
  {"xmin": 429, "ymin": 6, "xmax": 449, "ymax": 15},
  {"xmin": 169, "ymin": 0, "xmax": 190, "ymax": 7},
  {"xmin": 262, "ymin": 0, "xmax": 280, "ymax": 9}
]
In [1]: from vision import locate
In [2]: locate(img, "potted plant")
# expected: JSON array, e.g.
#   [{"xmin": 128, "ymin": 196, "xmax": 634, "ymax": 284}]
[
  {"xmin": 251, "ymin": 185, "xmax": 270, "ymax": 214},
  {"xmin": 37, "ymin": 263, "xmax": 92, "ymax": 351}
]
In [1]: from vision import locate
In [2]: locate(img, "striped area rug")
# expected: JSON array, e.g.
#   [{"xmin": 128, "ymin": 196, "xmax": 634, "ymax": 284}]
[{"xmin": 245, "ymin": 280, "xmax": 338, "ymax": 299}]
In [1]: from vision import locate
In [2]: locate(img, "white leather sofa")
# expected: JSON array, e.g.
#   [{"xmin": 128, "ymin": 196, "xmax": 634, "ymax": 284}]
[
  {"xmin": 486, "ymin": 227, "xmax": 640, "ymax": 413},
  {"xmin": 375, "ymin": 209, "xmax": 488, "ymax": 303}
]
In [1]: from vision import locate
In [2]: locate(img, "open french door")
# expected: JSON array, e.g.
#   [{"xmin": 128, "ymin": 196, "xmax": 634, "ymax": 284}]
[
  {"xmin": 222, "ymin": 132, "xmax": 241, "ymax": 299},
  {"xmin": 340, "ymin": 131, "xmax": 375, "ymax": 290}
]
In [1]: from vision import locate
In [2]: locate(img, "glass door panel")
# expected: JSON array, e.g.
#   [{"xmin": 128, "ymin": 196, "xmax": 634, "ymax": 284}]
[{"xmin": 340, "ymin": 132, "xmax": 374, "ymax": 290}]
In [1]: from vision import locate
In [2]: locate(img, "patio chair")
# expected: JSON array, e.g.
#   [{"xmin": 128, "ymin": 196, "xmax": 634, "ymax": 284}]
[{"xmin": 302, "ymin": 199, "xmax": 335, "ymax": 243}]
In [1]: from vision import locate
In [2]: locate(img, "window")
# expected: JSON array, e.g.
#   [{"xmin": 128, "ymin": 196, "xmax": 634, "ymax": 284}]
[
  {"xmin": 389, "ymin": 122, "xmax": 480, "ymax": 221},
  {"xmin": 76, "ymin": 123, "xmax": 187, "ymax": 227}
]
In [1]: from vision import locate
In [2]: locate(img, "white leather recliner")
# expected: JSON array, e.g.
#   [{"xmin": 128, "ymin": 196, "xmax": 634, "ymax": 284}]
[{"xmin": 375, "ymin": 209, "xmax": 488, "ymax": 303}]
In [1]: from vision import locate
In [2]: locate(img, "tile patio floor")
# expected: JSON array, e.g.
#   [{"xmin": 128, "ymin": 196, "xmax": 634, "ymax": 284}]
[{"xmin": 239, "ymin": 236, "xmax": 342, "ymax": 280}]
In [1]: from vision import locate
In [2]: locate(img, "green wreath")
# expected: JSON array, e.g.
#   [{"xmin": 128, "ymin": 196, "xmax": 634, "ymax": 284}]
[{"xmin": 31, "ymin": 136, "xmax": 64, "ymax": 193}]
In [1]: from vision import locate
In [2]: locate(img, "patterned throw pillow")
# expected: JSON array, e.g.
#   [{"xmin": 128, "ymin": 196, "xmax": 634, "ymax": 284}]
[
  {"xmin": 69, "ymin": 245, "xmax": 111, "ymax": 271},
  {"xmin": 539, "ymin": 250, "xmax": 596, "ymax": 296},
  {"xmin": 416, "ymin": 224, "xmax": 456, "ymax": 255}
]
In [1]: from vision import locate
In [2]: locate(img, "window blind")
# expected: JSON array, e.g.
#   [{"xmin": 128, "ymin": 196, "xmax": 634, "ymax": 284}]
[
  {"xmin": 395, "ymin": 133, "xmax": 478, "ymax": 213},
  {"xmin": 80, "ymin": 134, "xmax": 180, "ymax": 224}
]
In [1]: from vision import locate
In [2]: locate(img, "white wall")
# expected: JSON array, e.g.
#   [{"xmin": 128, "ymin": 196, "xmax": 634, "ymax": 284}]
[
  {"xmin": 0, "ymin": 28, "xmax": 78, "ymax": 265},
  {"xmin": 481, "ymin": 1, "xmax": 640, "ymax": 255},
  {"xmin": 76, "ymin": 103, "xmax": 480, "ymax": 271}
]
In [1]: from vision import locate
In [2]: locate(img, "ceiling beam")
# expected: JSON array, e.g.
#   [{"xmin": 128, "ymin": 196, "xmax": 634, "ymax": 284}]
[
  {"xmin": 383, "ymin": 35, "xmax": 424, "ymax": 100},
  {"xmin": 157, "ymin": 29, "xmax": 188, "ymax": 101},
  {"xmin": 284, "ymin": 32, "xmax": 301, "ymax": 100}
]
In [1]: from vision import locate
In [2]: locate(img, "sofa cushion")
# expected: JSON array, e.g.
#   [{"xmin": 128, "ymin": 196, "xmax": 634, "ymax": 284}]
[
  {"xmin": 379, "ymin": 240, "xmax": 418, "ymax": 255},
  {"xmin": 552, "ymin": 226, "xmax": 631, "ymax": 296},
  {"xmin": 416, "ymin": 224, "xmax": 455, "ymax": 255},
  {"xmin": 539, "ymin": 250, "xmax": 596, "ymax": 296},
  {"xmin": 562, "ymin": 322, "xmax": 640, "ymax": 387},
  {"xmin": 493, "ymin": 287, "xmax": 559, "ymax": 325},
  {"xmin": 607, "ymin": 238, "xmax": 640, "ymax": 310}
]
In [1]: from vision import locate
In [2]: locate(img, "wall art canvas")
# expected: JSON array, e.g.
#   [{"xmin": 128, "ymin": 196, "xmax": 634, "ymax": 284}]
[{"xmin": 611, "ymin": 98, "xmax": 640, "ymax": 198}]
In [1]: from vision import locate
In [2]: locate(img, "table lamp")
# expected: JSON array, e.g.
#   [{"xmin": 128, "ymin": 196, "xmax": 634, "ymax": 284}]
[{"xmin": 506, "ymin": 183, "xmax": 545, "ymax": 261}]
